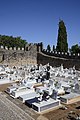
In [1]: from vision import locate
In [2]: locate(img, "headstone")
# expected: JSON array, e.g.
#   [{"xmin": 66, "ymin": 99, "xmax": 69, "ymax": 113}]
[
  {"xmin": 75, "ymin": 83, "xmax": 79, "ymax": 90},
  {"xmin": 49, "ymin": 80, "xmax": 54, "ymax": 87},
  {"xmin": 46, "ymin": 71, "xmax": 50, "ymax": 80},
  {"xmin": 51, "ymin": 90, "xmax": 57, "ymax": 100},
  {"xmin": 60, "ymin": 64, "xmax": 63, "ymax": 72}
]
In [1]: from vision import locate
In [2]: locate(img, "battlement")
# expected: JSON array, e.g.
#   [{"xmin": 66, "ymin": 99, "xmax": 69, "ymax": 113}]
[
  {"xmin": 0, "ymin": 43, "xmax": 38, "ymax": 66},
  {"xmin": 0, "ymin": 42, "xmax": 43, "ymax": 52},
  {"xmin": 0, "ymin": 46, "xmax": 25, "ymax": 51},
  {"xmin": 0, "ymin": 42, "xmax": 80, "ymax": 69},
  {"xmin": 42, "ymin": 49, "xmax": 80, "ymax": 59}
]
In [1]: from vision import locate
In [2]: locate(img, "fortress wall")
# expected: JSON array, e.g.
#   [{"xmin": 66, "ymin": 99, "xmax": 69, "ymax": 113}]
[
  {"xmin": 37, "ymin": 52, "xmax": 80, "ymax": 70},
  {"xmin": 0, "ymin": 43, "xmax": 80, "ymax": 69},
  {"xmin": 0, "ymin": 44, "xmax": 37, "ymax": 66}
]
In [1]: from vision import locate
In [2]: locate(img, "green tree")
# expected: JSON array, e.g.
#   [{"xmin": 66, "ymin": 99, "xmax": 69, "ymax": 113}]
[
  {"xmin": 56, "ymin": 20, "xmax": 68, "ymax": 52},
  {"xmin": 47, "ymin": 44, "xmax": 51, "ymax": 52},
  {"xmin": 0, "ymin": 35, "xmax": 27, "ymax": 48},
  {"xmin": 52, "ymin": 45, "xmax": 55, "ymax": 51},
  {"xmin": 71, "ymin": 44, "xmax": 79, "ymax": 53}
]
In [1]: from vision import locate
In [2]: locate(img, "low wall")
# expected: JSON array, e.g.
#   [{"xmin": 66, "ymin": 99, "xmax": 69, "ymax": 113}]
[
  {"xmin": 42, "ymin": 50, "xmax": 80, "ymax": 59},
  {"xmin": 37, "ymin": 52, "xmax": 80, "ymax": 70}
]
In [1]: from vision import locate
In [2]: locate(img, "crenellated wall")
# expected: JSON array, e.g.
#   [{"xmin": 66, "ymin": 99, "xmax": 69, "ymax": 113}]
[
  {"xmin": 37, "ymin": 52, "xmax": 80, "ymax": 70},
  {"xmin": 42, "ymin": 49, "xmax": 80, "ymax": 59},
  {"xmin": 0, "ymin": 44, "xmax": 37, "ymax": 66},
  {"xmin": 0, "ymin": 43, "xmax": 80, "ymax": 69},
  {"xmin": 0, "ymin": 45, "xmax": 25, "ymax": 50},
  {"xmin": 37, "ymin": 44, "xmax": 80, "ymax": 70}
]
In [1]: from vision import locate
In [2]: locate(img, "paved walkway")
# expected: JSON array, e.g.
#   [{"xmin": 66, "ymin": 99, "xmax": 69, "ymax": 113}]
[{"xmin": 0, "ymin": 93, "xmax": 34, "ymax": 120}]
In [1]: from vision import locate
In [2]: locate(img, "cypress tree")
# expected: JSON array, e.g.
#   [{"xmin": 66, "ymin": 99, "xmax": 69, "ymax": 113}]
[
  {"xmin": 47, "ymin": 44, "xmax": 51, "ymax": 52},
  {"xmin": 56, "ymin": 20, "xmax": 68, "ymax": 52}
]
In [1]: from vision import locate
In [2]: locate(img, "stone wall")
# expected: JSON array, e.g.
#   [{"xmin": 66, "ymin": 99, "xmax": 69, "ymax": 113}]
[
  {"xmin": 37, "ymin": 52, "xmax": 80, "ymax": 70},
  {"xmin": 0, "ymin": 44, "xmax": 37, "ymax": 66},
  {"xmin": 0, "ymin": 42, "xmax": 80, "ymax": 69},
  {"xmin": 42, "ymin": 49, "xmax": 80, "ymax": 59}
]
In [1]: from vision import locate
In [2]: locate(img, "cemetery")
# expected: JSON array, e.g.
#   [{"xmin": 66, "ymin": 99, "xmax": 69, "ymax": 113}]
[{"xmin": 0, "ymin": 63, "xmax": 79, "ymax": 112}]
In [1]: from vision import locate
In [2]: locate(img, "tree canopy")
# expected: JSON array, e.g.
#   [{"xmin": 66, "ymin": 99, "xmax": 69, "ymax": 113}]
[
  {"xmin": 47, "ymin": 44, "xmax": 51, "ymax": 52},
  {"xmin": 56, "ymin": 20, "xmax": 68, "ymax": 52},
  {"xmin": 0, "ymin": 35, "xmax": 27, "ymax": 48},
  {"xmin": 70, "ymin": 44, "xmax": 80, "ymax": 53},
  {"xmin": 52, "ymin": 45, "xmax": 55, "ymax": 51}
]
